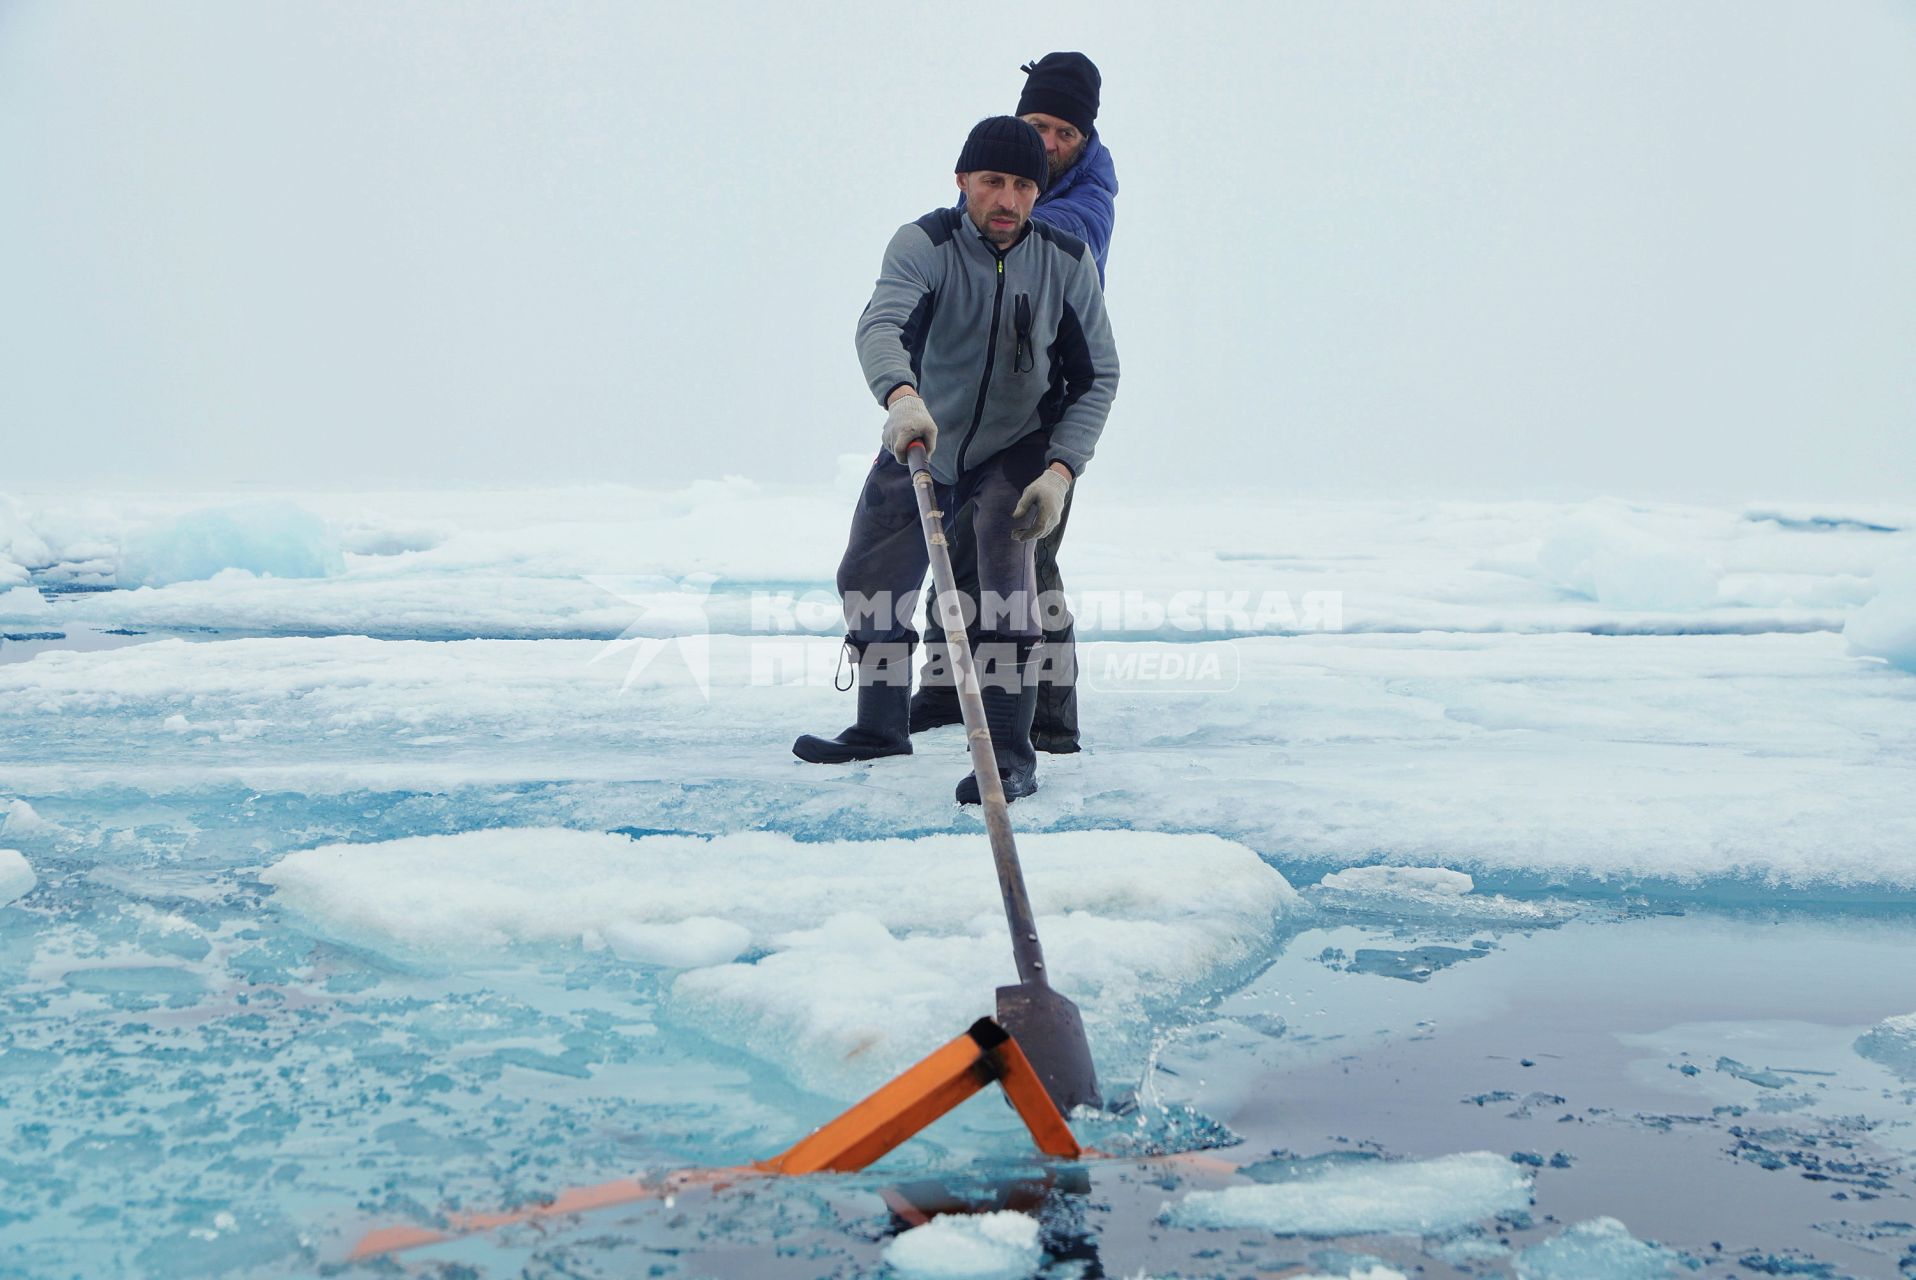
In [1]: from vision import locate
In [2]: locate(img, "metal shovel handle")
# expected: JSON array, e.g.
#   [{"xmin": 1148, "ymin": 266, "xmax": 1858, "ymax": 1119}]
[{"xmin": 906, "ymin": 441, "xmax": 1049, "ymax": 989}]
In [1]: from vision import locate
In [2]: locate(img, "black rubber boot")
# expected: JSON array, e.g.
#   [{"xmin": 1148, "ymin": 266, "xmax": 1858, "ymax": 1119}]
[
  {"xmin": 908, "ymin": 640, "xmax": 964, "ymax": 732},
  {"xmin": 1030, "ymin": 620, "xmax": 1081, "ymax": 754},
  {"xmin": 955, "ymin": 639, "xmax": 1040, "ymax": 805},
  {"xmin": 793, "ymin": 639, "xmax": 914, "ymax": 764}
]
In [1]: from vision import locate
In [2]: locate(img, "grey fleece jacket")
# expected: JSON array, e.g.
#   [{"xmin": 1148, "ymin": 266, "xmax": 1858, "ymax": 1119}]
[{"xmin": 855, "ymin": 206, "xmax": 1118, "ymax": 486}]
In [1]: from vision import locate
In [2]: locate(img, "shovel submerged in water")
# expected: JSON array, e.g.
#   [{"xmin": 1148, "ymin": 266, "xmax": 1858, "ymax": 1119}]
[{"xmin": 905, "ymin": 441, "xmax": 1102, "ymax": 1113}]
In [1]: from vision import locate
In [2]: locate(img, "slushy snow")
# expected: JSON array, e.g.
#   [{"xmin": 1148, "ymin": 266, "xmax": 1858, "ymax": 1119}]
[
  {"xmin": 0, "ymin": 849, "xmax": 34, "ymax": 907},
  {"xmin": 882, "ymin": 1211, "xmax": 1042, "ymax": 1280},
  {"xmin": 264, "ymin": 828, "xmax": 1297, "ymax": 1096},
  {"xmin": 1514, "ymin": 1217, "xmax": 1685, "ymax": 1279},
  {"xmin": 1163, "ymin": 1152, "xmax": 1531, "ymax": 1236}
]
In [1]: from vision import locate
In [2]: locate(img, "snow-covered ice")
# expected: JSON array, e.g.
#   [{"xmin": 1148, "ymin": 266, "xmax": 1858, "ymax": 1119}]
[
  {"xmin": 1513, "ymin": 1217, "xmax": 1685, "ymax": 1279},
  {"xmin": 882, "ymin": 1211, "xmax": 1042, "ymax": 1279},
  {"xmin": 0, "ymin": 848, "xmax": 33, "ymax": 906},
  {"xmin": 1533, "ymin": 512, "xmax": 1722, "ymax": 610},
  {"xmin": 1317, "ymin": 866, "xmax": 1475, "ymax": 897},
  {"xmin": 1846, "ymin": 547, "xmax": 1916, "ymax": 673},
  {"xmin": 115, "ymin": 501, "xmax": 345, "ymax": 588},
  {"xmin": 1855, "ymin": 1012, "xmax": 1916, "ymax": 1082},
  {"xmin": 264, "ymin": 828, "xmax": 1294, "ymax": 1096},
  {"xmin": 0, "ymin": 584, "xmax": 50, "ymax": 617},
  {"xmin": 3, "ymin": 628, "xmax": 1911, "ymax": 888},
  {"xmin": 2, "ymin": 798, "xmax": 69, "ymax": 843},
  {"xmin": 1162, "ymin": 1151, "xmax": 1532, "ymax": 1236},
  {"xmin": 599, "ymin": 916, "xmax": 754, "ymax": 968},
  {"xmin": 0, "ymin": 495, "xmax": 52, "ymax": 588},
  {"xmin": 0, "ymin": 486, "xmax": 1907, "ymax": 640}
]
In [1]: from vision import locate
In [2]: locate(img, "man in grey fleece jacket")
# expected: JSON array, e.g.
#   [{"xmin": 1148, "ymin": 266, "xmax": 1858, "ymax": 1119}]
[{"xmin": 793, "ymin": 116, "xmax": 1118, "ymax": 806}]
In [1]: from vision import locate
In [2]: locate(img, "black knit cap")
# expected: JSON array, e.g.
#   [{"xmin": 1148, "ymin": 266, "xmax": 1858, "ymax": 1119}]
[
  {"xmin": 954, "ymin": 115, "xmax": 1050, "ymax": 193},
  {"xmin": 1015, "ymin": 51, "xmax": 1100, "ymax": 137}
]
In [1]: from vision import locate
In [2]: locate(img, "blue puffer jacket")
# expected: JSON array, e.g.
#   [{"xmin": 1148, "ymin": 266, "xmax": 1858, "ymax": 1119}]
[
  {"xmin": 956, "ymin": 134, "xmax": 1118, "ymax": 283},
  {"xmin": 1032, "ymin": 133, "xmax": 1117, "ymax": 284}
]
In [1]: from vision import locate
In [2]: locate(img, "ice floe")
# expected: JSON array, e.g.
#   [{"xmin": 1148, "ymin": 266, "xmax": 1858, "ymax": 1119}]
[
  {"xmin": 116, "ymin": 501, "xmax": 345, "ymax": 588},
  {"xmin": 1846, "ymin": 547, "xmax": 1916, "ymax": 673},
  {"xmin": 1317, "ymin": 866, "xmax": 1475, "ymax": 898},
  {"xmin": 1163, "ymin": 1151, "xmax": 1531, "ymax": 1236},
  {"xmin": 882, "ymin": 1211, "xmax": 1042, "ymax": 1279},
  {"xmin": 0, "ymin": 848, "xmax": 35, "ymax": 906},
  {"xmin": 1514, "ymin": 1217, "xmax": 1685, "ymax": 1279},
  {"xmin": 1854, "ymin": 1012, "xmax": 1916, "ymax": 1082},
  {"xmin": 264, "ymin": 828, "xmax": 1297, "ymax": 1096}
]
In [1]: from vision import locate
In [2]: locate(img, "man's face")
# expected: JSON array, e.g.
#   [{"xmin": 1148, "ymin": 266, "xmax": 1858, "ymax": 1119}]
[
  {"xmin": 1020, "ymin": 111, "xmax": 1086, "ymax": 179},
  {"xmin": 957, "ymin": 170, "xmax": 1041, "ymax": 247}
]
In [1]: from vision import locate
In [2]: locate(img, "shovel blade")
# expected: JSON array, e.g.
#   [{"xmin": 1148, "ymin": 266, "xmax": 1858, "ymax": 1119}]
[{"xmin": 996, "ymin": 982, "xmax": 1102, "ymax": 1113}]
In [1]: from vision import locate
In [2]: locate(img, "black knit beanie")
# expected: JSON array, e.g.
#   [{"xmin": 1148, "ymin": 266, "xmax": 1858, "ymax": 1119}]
[
  {"xmin": 1015, "ymin": 51, "xmax": 1100, "ymax": 137},
  {"xmin": 954, "ymin": 115, "xmax": 1050, "ymax": 193}
]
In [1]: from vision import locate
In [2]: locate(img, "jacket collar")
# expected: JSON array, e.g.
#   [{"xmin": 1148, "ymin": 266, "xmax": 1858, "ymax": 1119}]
[{"xmin": 954, "ymin": 206, "xmax": 1035, "ymax": 259}]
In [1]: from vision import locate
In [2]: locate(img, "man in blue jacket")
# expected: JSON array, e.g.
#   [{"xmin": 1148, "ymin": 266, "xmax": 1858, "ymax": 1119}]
[
  {"xmin": 909, "ymin": 52, "xmax": 1117, "ymax": 755},
  {"xmin": 1011, "ymin": 51, "xmax": 1117, "ymax": 280},
  {"xmin": 793, "ymin": 116, "xmax": 1119, "ymax": 806}
]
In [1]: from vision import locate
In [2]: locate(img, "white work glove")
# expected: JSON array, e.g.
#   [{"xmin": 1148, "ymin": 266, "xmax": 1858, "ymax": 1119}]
[
  {"xmin": 881, "ymin": 394, "xmax": 937, "ymax": 464},
  {"xmin": 1011, "ymin": 467, "xmax": 1072, "ymax": 542}
]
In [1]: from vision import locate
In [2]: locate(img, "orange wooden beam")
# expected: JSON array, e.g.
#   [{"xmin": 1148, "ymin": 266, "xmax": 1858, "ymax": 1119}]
[
  {"xmin": 349, "ymin": 1018, "xmax": 1086, "ymax": 1261},
  {"xmin": 347, "ymin": 1167, "xmax": 759, "ymax": 1260},
  {"xmin": 758, "ymin": 1023, "xmax": 1002, "ymax": 1175},
  {"xmin": 982, "ymin": 1030, "xmax": 1083, "ymax": 1160}
]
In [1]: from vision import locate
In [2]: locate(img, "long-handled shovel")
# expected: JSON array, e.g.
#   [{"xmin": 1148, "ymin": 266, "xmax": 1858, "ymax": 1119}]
[{"xmin": 905, "ymin": 441, "xmax": 1102, "ymax": 1112}]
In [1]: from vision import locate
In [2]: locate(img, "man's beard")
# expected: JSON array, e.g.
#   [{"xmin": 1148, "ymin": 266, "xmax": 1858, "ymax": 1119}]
[
  {"xmin": 982, "ymin": 215, "xmax": 1024, "ymax": 246},
  {"xmin": 1049, "ymin": 141, "xmax": 1085, "ymax": 180}
]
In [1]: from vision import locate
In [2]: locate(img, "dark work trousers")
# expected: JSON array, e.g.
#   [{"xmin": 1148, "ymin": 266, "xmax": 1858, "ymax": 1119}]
[
  {"xmin": 837, "ymin": 448, "xmax": 1042, "ymax": 657},
  {"xmin": 920, "ymin": 489, "xmax": 1079, "ymax": 747}
]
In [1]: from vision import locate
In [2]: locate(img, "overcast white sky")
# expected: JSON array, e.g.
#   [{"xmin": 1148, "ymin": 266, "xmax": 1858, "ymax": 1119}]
[{"xmin": 2, "ymin": 0, "xmax": 1911, "ymax": 503}]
